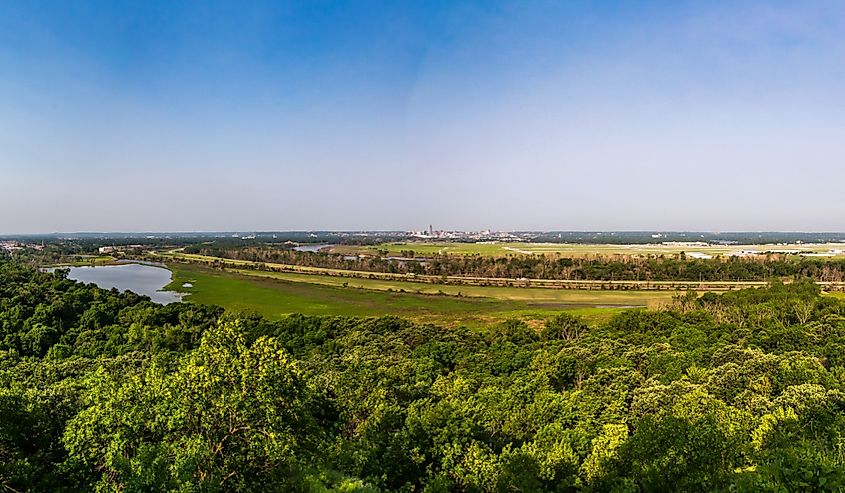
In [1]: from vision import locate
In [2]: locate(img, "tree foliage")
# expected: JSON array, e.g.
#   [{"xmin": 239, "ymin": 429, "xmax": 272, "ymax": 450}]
[{"xmin": 2, "ymin": 258, "xmax": 845, "ymax": 491}]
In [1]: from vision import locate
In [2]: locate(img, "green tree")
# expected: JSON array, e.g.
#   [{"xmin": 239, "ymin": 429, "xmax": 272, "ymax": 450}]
[{"xmin": 64, "ymin": 321, "xmax": 319, "ymax": 492}]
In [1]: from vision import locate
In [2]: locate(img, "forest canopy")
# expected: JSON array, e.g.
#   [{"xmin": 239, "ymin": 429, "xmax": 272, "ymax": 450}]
[{"xmin": 2, "ymin": 258, "xmax": 845, "ymax": 491}]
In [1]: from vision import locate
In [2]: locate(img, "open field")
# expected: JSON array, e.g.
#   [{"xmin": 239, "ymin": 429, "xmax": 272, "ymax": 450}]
[
  {"xmin": 158, "ymin": 250, "xmax": 845, "ymax": 292},
  {"xmin": 151, "ymin": 251, "xmax": 845, "ymax": 327},
  {"xmin": 47, "ymin": 255, "xmax": 118, "ymax": 267},
  {"xmin": 165, "ymin": 263, "xmax": 667, "ymax": 327},
  {"xmin": 326, "ymin": 241, "xmax": 845, "ymax": 258},
  {"xmin": 166, "ymin": 261, "xmax": 845, "ymax": 328},
  {"xmin": 222, "ymin": 267, "xmax": 676, "ymax": 306}
]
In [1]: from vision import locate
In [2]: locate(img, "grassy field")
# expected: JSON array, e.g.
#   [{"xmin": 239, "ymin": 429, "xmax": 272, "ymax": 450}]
[
  {"xmin": 222, "ymin": 267, "xmax": 675, "ymax": 306},
  {"xmin": 165, "ymin": 263, "xmax": 670, "ymax": 327},
  {"xmin": 326, "ymin": 241, "xmax": 845, "ymax": 258},
  {"xmin": 158, "ymin": 250, "xmax": 786, "ymax": 291},
  {"xmin": 47, "ymin": 255, "xmax": 117, "ymax": 267},
  {"xmin": 157, "ymin": 244, "xmax": 844, "ymax": 328},
  {"xmin": 162, "ymin": 250, "xmax": 845, "ymax": 295}
]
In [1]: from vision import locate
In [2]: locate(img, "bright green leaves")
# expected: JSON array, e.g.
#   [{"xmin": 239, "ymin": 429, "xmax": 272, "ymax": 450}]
[
  {"xmin": 581, "ymin": 423, "xmax": 629, "ymax": 482},
  {"xmin": 64, "ymin": 321, "xmax": 315, "ymax": 492}
]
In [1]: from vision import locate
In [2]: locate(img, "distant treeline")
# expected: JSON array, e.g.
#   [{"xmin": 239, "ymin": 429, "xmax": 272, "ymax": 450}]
[{"xmin": 183, "ymin": 245, "xmax": 845, "ymax": 282}]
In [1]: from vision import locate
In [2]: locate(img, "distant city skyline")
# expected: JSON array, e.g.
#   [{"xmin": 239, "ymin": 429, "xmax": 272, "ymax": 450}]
[
  {"xmin": 2, "ymin": 1, "xmax": 844, "ymax": 234},
  {"xmin": 4, "ymin": 229, "xmax": 845, "ymax": 239}
]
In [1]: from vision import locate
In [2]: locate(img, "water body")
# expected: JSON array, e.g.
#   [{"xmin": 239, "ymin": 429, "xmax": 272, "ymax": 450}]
[
  {"xmin": 293, "ymin": 244, "xmax": 335, "ymax": 252},
  {"xmin": 51, "ymin": 263, "xmax": 183, "ymax": 304}
]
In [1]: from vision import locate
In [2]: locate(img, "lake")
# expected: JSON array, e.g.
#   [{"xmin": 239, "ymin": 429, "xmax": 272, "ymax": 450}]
[
  {"xmin": 52, "ymin": 263, "xmax": 183, "ymax": 304},
  {"xmin": 293, "ymin": 244, "xmax": 335, "ymax": 252}
]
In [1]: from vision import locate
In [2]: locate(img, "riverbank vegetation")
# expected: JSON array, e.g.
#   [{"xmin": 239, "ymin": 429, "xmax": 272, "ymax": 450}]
[{"xmin": 3, "ymin": 257, "xmax": 845, "ymax": 491}]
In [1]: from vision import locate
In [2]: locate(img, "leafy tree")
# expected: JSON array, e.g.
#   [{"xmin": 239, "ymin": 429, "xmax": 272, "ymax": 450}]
[{"xmin": 64, "ymin": 322, "xmax": 319, "ymax": 492}]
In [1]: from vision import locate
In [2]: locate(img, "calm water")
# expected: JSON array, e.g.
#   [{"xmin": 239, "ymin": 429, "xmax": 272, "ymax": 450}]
[
  {"xmin": 293, "ymin": 244, "xmax": 335, "ymax": 252},
  {"xmin": 54, "ymin": 263, "xmax": 183, "ymax": 304}
]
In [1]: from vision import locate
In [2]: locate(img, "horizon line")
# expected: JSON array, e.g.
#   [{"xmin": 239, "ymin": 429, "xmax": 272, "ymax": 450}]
[{"xmin": 4, "ymin": 230, "xmax": 845, "ymax": 237}]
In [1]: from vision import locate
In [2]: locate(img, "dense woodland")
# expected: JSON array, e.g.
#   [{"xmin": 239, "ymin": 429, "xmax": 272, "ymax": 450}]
[
  {"xmin": 3, "ymin": 256, "xmax": 845, "ymax": 491},
  {"xmin": 185, "ymin": 244, "xmax": 845, "ymax": 282}
]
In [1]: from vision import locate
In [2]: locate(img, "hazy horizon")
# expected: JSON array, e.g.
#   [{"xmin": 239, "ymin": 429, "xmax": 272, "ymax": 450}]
[
  {"xmin": 5, "ymin": 229, "xmax": 845, "ymax": 238},
  {"xmin": 2, "ymin": 1, "xmax": 844, "ymax": 233}
]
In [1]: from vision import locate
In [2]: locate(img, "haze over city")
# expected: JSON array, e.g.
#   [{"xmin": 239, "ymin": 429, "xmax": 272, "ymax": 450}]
[{"xmin": 2, "ymin": 1, "xmax": 844, "ymax": 233}]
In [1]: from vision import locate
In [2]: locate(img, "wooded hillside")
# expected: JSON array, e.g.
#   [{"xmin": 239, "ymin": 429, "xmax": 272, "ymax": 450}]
[{"xmin": 2, "ymin": 258, "xmax": 845, "ymax": 491}]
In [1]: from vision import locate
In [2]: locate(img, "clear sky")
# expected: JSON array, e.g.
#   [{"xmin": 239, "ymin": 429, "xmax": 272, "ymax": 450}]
[{"xmin": 1, "ymin": 1, "xmax": 843, "ymax": 233}]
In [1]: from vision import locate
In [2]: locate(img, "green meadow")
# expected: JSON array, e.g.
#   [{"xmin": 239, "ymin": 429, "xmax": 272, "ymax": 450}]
[
  {"xmin": 165, "ymin": 263, "xmax": 663, "ymax": 327},
  {"xmin": 48, "ymin": 255, "xmax": 117, "ymax": 267},
  {"xmin": 221, "ymin": 266, "xmax": 675, "ymax": 306}
]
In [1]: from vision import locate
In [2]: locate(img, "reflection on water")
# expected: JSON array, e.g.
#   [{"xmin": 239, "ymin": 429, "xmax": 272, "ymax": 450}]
[
  {"xmin": 50, "ymin": 263, "xmax": 183, "ymax": 304},
  {"xmin": 292, "ymin": 244, "xmax": 334, "ymax": 252}
]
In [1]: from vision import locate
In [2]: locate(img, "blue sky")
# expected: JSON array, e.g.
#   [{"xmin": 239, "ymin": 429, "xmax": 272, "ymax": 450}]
[{"xmin": 1, "ymin": 1, "xmax": 843, "ymax": 233}]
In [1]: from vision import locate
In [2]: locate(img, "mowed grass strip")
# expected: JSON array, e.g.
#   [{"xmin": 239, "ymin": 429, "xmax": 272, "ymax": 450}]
[
  {"xmin": 165, "ymin": 263, "xmax": 647, "ymax": 327},
  {"xmin": 223, "ymin": 267, "xmax": 675, "ymax": 307}
]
